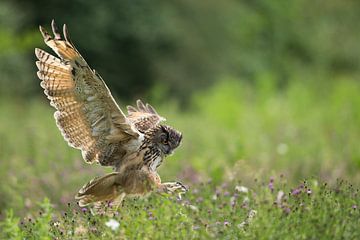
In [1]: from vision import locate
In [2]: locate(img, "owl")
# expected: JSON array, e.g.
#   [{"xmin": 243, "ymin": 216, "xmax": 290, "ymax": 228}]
[{"xmin": 35, "ymin": 20, "xmax": 187, "ymax": 213}]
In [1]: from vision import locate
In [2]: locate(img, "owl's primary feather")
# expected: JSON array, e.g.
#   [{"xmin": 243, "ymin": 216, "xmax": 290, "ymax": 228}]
[{"xmin": 35, "ymin": 20, "xmax": 186, "ymax": 213}]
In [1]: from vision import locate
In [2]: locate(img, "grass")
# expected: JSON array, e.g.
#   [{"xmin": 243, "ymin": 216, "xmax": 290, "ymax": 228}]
[
  {"xmin": 0, "ymin": 76, "xmax": 360, "ymax": 239},
  {"xmin": 1, "ymin": 177, "xmax": 359, "ymax": 239}
]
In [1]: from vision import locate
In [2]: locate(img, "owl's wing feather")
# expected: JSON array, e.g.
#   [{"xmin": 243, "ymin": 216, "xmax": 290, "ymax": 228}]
[
  {"xmin": 127, "ymin": 100, "xmax": 166, "ymax": 132},
  {"xmin": 35, "ymin": 20, "xmax": 139, "ymax": 165}
]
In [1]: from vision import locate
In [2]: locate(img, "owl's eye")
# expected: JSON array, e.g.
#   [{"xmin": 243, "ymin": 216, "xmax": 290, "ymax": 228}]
[{"xmin": 162, "ymin": 138, "xmax": 168, "ymax": 145}]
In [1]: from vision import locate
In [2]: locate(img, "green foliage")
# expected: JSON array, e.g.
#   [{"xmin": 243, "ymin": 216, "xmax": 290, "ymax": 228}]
[
  {"xmin": 1, "ymin": 0, "xmax": 360, "ymax": 100},
  {"xmin": 1, "ymin": 177, "xmax": 359, "ymax": 239},
  {"xmin": 1, "ymin": 78, "xmax": 360, "ymax": 215},
  {"xmin": 0, "ymin": 209, "xmax": 22, "ymax": 239},
  {"xmin": 1, "ymin": 1, "xmax": 360, "ymax": 238}
]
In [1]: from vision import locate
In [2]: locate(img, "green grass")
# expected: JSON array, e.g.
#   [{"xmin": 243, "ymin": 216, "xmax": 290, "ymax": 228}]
[
  {"xmin": 0, "ymin": 77, "xmax": 360, "ymax": 238},
  {"xmin": 1, "ymin": 177, "xmax": 359, "ymax": 239}
]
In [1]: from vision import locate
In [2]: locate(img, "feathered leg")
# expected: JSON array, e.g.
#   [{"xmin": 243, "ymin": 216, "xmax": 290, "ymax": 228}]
[
  {"xmin": 76, "ymin": 170, "xmax": 188, "ymax": 214},
  {"xmin": 75, "ymin": 172, "xmax": 124, "ymax": 208}
]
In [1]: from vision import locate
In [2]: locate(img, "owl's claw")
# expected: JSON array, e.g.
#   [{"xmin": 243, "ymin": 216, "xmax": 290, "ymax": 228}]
[{"xmin": 159, "ymin": 181, "xmax": 188, "ymax": 199}]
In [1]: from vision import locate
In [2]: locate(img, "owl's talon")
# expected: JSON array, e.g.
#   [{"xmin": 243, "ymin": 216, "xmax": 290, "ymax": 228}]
[{"xmin": 160, "ymin": 182, "xmax": 188, "ymax": 197}]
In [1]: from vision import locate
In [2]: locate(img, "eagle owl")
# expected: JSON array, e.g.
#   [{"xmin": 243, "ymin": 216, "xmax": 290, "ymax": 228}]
[{"xmin": 35, "ymin": 20, "xmax": 187, "ymax": 213}]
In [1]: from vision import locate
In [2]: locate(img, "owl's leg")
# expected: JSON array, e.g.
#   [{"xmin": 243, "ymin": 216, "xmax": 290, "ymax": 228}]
[
  {"xmin": 157, "ymin": 181, "xmax": 188, "ymax": 199},
  {"xmin": 142, "ymin": 171, "xmax": 188, "ymax": 198}
]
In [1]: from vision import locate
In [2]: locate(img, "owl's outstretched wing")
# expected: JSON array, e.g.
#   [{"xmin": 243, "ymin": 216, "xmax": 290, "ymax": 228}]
[
  {"xmin": 35, "ymin": 20, "xmax": 139, "ymax": 166},
  {"xmin": 127, "ymin": 100, "xmax": 166, "ymax": 133}
]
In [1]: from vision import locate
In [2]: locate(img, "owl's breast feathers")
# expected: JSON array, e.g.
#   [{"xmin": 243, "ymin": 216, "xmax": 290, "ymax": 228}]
[{"xmin": 115, "ymin": 142, "xmax": 163, "ymax": 173}]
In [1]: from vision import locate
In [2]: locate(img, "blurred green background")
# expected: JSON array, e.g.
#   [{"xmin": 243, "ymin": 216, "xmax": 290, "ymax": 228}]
[{"xmin": 0, "ymin": 0, "xmax": 359, "ymax": 215}]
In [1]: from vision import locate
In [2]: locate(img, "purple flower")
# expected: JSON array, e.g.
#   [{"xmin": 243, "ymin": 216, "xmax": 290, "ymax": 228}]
[
  {"xmin": 81, "ymin": 208, "xmax": 87, "ymax": 213},
  {"xmin": 352, "ymin": 205, "xmax": 357, "ymax": 210},
  {"xmin": 196, "ymin": 197, "xmax": 204, "ymax": 203},
  {"xmin": 230, "ymin": 197, "xmax": 236, "ymax": 207},
  {"xmin": 215, "ymin": 189, "xmax": 221, "ymax": 196},
  {"xmin": 284, "ymin": 207, "xmax": 291, "ymax": 214},
  {"xmin": 224, "ymin": 221, "xmax": 230, "ymax": 226},
  {"xmin": 268, "ymin": 182, "xmax": 274, "ymax": 192},
  {"xmin": 268, "ymin": 177, "xmax": 274, "ymax": 192},
  {"xmin": 291, "ymin": 188, "xmax": 301, "ymax": 196}
]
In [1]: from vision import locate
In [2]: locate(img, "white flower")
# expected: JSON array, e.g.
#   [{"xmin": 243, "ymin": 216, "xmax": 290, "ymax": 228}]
[
  {"xmin": 212, "ymin": 194, "xmax": 218, "ymax": 200},
  {"xmin": 105, "ymin": 219, "xmax": 120, "ymax": 231},
  {"xmin": 277, "ymin": 190, "xmax": 284, "ymax": 205},
  {"xmin": 188, "ymin": 204, "xmax": 199, "ymax": 212},
  {"xmin": 248, "ymin": 210, "xmax": 257, "ymax": 219},
  {"xmin": 237, "ymin": 222, "xmax": 247, "ymax": 229},
  {"xmin": 235, "ymin": 186, "xmax": 248, "ymax": 193},
  {"xmin": 243, "ymin": 196, "xmax": 250, "ymax": 204},
  {"xmin": 237, "ymin": 209, "xmax": 257, "ymax": 229}
]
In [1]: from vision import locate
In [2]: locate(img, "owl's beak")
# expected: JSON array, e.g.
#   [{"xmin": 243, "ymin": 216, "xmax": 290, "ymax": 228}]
[{"xmin": 179, "ymin": 133, "xmax": 183, "ymax": 144}]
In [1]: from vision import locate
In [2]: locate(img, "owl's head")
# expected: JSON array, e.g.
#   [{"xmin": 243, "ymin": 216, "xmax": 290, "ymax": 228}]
[{"xmin": 153, "ymin": 125, "xmax": 182, "ymax": 155}]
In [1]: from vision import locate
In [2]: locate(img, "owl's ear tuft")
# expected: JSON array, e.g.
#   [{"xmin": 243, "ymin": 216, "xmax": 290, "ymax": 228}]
[{"xmin": 160, "ymin": 125, "xmax": 169, "ymax": 133}]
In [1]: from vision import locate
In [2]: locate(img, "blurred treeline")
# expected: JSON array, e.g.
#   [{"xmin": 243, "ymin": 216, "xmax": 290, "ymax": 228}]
[{"xmin": 0, "ymin": 0, "xmax": 359, "ymax": 102}]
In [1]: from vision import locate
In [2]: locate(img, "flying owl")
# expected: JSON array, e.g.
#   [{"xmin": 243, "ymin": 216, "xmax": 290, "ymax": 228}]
[{"xmin": 35, "ymin": 20, "xmax": 187, "ymax": 213}]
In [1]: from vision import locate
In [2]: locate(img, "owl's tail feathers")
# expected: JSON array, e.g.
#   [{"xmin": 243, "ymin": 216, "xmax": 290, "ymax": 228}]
[{"xmin": 75, "ymin": 172, "xmax": 126, "ymax": 214}]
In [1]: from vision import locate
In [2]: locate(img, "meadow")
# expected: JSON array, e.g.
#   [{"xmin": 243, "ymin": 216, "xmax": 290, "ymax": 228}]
[{"xmin": 1, "ymin": 78, "xmax": 360, "ymax": 239}]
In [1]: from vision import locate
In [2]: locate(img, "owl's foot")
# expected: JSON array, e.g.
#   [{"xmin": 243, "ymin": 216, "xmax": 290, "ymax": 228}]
[{"xmin": 158, "ymin": 181, "xmax": 188, "ymax": 199}]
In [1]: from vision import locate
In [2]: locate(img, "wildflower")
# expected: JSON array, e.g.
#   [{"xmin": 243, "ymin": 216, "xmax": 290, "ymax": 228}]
[
  {"xmin": 291, "ymin": 188, "xmax": 301, "ymax": 196},
  {"xmin": 268, "ymin": 182, "xmax": 274, "ymax": 192},
  {"xmin": 212, "ymin": 194, "xmax": 218, "ymax": 201},
  {"xmin": 307, "ymin": 189, "xmax": 312, "ymax": 195},
  {"xmin": 188, "ymin": 205, "xmax": 199, "ymax": 212},
  {"xmin": 215, "ymin": 189, "xmax": 221, "ymax": 196},
  {"xmin": 237, "ymin": 209, "xmax": 257, "ymax": 228},
  {"xmin": 81, "ymin": 208, "xmax": 87, "ymax": 213},
  {"xmin": 230, "ymin": 196, "xmax": 236, "ymax": 207},
  {"xmin": 235, "ymin": 186, "xmax": 248, "ymax": 193},
  {"xmin": 268, "ymin": 177, "xmax": 275, "ymax": 192},
  {"xmin": 237, "ymin": 222, "xmax": 247, "ymax": 228},
  {"xmin": 352, "ymin": 205, "xmax": 357, "ymax": 210},
  {"xmin": 243, "ymin": 196, "xmax": 250, "ymax": 204},
  {"xmin": 196, "ymin": 197, "xmax": 204, "ymax": 203},
  {"xmin": 248, "ymin": 210, "xmax": 257, "ymax": 219},
  {"xmin": 284, "ymin": 207, "xmax": 291, "ymax": 214},
  {"xmin": 224, "ymin": 221, "xmax": 230, "ymax": 226},
  {"xmin": 105, "ymin": 219, "xmax": 120, "ymax": 231},
  {"xmin": 75, "ymin": 225, "xmax": 88, "ymax": 235},
  {"xmin": 277, "ymin": 191, "xmax": 284, "ymax": 205}
]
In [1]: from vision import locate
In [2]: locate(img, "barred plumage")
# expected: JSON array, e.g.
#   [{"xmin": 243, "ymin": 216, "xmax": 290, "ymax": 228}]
[{"xmin": 36, "ymin": 20, "xmax": 187, "ymax": 214}]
